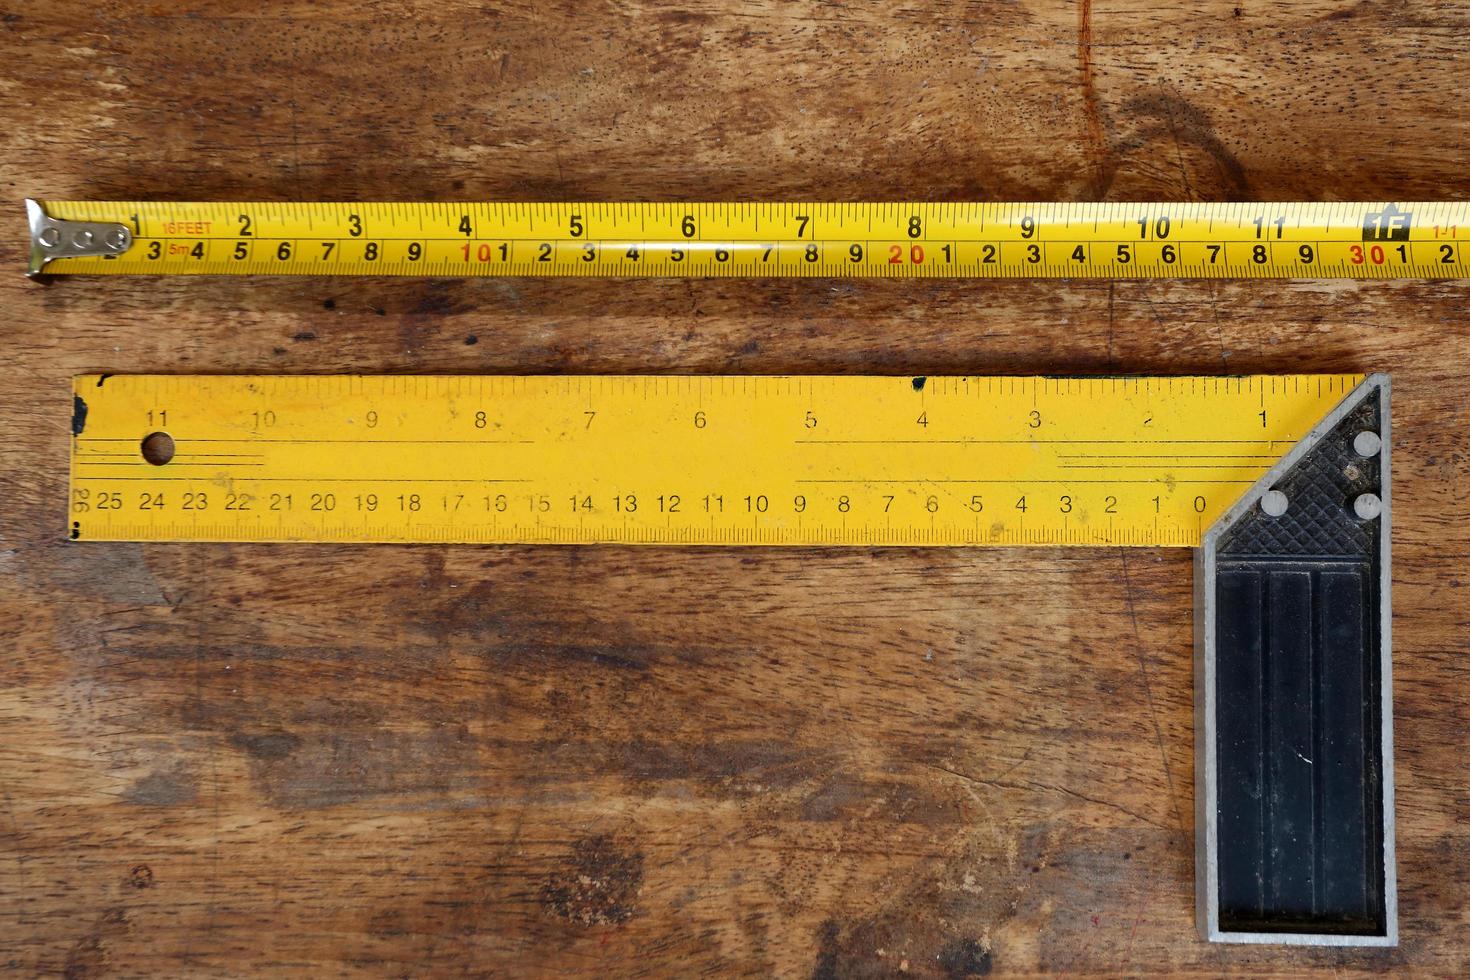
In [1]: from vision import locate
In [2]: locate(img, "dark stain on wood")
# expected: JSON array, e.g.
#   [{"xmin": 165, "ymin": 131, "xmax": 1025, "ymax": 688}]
[
  {"xmin": 229, "ymin": 732, "xmax": 302, "ymax": 761},
  {"xmin": 62, "ymin": 908, "xmax": 129, "ymax": 980},
  {"xmin": 539, "ymin": 836, "xmax": 645, "ymax": 927},
  {"xmin": 938, "ymin": 937, "xmax": 994, "ymax": 978},
  {"xmin": 121, "ymin": 769, "xmax": 198, "ymax": 807},
  {"xmin": 1111, "ymin": 92, "xmax": 1252, "ymax": 201},
  {"xmin": 810, "ymin": 919, "xmax": 843, "ymax": 980}
]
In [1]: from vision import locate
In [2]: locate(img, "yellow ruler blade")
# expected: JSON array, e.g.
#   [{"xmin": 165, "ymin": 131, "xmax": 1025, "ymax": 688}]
[
  {"xmin": 30, "ymin": 201, "xmax": 1468, "ymax": 278},
  {"xmin": 69, "ymin": 374, "xmax": 1363, "ymax": 546}
]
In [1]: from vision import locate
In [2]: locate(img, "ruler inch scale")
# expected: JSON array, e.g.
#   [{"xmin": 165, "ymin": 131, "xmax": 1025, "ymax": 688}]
[
  {"xmin": 70, "ymin": 373, "xmax": 1363, "ymax": 547},
  {"xmin": 28, "ymin": 200, "xmax": 1470, "ymax": 278}
]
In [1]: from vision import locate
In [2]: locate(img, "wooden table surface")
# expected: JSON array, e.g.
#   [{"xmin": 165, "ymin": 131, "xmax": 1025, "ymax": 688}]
[{"xmin": 2, "ymin": 1, "xmax": 1467, "ymax": 976}]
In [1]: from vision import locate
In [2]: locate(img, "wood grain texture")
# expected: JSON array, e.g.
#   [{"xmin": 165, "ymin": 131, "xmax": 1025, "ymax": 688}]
[{"xmin": 1, "ymin": 1, "xmax": 1468, "ymax": 976}]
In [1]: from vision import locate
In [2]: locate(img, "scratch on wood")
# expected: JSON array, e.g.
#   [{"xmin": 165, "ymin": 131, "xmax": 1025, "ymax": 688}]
[
  {"xmin": 1077, "ymin": 0, "xmax": 1109, "ymax": 196},
  {"xmin": 1118, "ymin": 550, "xmax": 1186, "ymax": 837}
]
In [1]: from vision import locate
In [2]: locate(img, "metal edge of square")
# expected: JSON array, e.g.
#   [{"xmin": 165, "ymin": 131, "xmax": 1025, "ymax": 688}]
[{"xmin": 1194, "ymin": 373, "xmax": 1396, "ymax": 946}]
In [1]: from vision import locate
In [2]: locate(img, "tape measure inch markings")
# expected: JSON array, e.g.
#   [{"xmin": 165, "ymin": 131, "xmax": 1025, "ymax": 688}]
[
  {"xmin": 69, "ymin": 374, "xmax": 1362, "ymax": 546},
  {"xmin": 28, "ymin": 200, "xmax": 1469, "ymax": 278}
]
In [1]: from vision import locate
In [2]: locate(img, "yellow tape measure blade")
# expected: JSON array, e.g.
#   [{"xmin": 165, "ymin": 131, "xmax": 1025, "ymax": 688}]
[{"xmin": 30, "ymin": 201, "xmax": 1470, "ymax": 278}]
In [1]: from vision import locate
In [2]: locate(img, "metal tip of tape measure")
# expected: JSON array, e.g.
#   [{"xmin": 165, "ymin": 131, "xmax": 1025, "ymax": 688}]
[{"xmin": 26, "ymin": 199, "xmax": 132, "ymax": 277}]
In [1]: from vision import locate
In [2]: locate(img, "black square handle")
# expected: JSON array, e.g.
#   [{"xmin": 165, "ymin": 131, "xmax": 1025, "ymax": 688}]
[{"xmin": 1196, "ymin": 375, "xmax": 1396, "ymax": 945}]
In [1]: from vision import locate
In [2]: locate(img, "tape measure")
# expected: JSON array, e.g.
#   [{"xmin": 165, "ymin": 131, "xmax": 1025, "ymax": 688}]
[
  {"xmin": 69, "ymin": 373, "xmax": 1361, "ymax": 546},
  {"xmin": 28, "ymin": 200, "xmax": 1468, "ymax": 278}
]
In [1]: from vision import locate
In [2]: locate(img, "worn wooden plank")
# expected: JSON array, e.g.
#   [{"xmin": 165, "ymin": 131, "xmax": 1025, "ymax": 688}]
[{"xmin": 0, "ymin": 1, "xmax": 1466, "ymax": 975}]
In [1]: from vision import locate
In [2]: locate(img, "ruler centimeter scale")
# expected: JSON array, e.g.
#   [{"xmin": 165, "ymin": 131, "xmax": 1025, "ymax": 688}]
[
  {"xmin": 71, "ymin": 373, "xmax": 1360, "ymax": 546},
  {"xmin": 28, "ymin": 200, "xmax": 1468, "ymax": 278}
]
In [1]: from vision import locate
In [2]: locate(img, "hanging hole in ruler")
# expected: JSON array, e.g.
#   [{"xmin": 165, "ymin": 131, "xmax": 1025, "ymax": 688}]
[{"xmin": 140, "ymin": 431, "xmax": 175, "ymax": 466}]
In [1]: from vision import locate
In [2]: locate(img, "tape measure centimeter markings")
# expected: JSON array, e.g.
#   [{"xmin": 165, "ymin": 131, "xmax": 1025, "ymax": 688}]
[
  {"xmin": 69, "ymin": 374, "xmax": 1363, "ymax": 546},
  {"xmin": 30, "ymin": 201, "xmax": 1469, "ymax": 278}
]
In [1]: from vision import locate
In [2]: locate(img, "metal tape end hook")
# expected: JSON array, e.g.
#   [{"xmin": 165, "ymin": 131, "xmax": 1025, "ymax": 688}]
[{"xmin": 26, "ymin": 199, "xmax": 133, "ymax": 277}]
